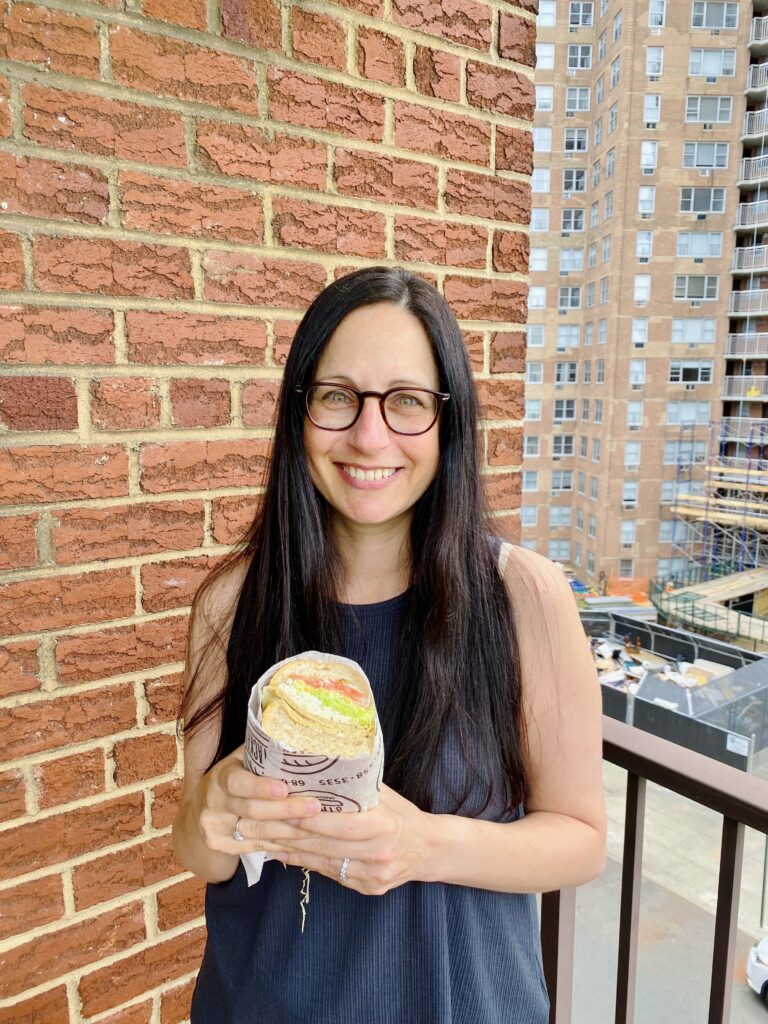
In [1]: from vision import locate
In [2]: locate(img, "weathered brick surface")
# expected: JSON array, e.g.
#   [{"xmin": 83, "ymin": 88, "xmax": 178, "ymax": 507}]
[
  {"xmin": 394, "ymin": 216, "xmax": 487, "ymax": 268},
  {"xmin": 125, "ymin": 310, "xmax": 267, "ymax": 366},
  {"xmin": 0, "ymin": 153, "xmax": 109, "ymax": 224},
  {"xmin": 0, "ymin": 444, "xmax": 129, "ymax": 505},
  {"xmin": 196, "ymin": 120, "xmax": 327, "ymax": 189},
  {"xmin": 476, "ymin": 378, "xmax": 525, "ymax": 421},
  {"xmin": 0, "ymin": 768, "xmax": 27, "ymax": 822},
  {"xmin": 52, "ymin": 501, "xmax": 205, "ymax": 564},
  {"xmin": 140, "ymin": 554, "xmax": 221, "ymax": 612},
  {"xmin": 445, "ymin": 169, "xmax": 530, "ymax": 222},
  {"xmin": 444, "ymin": 276, "xmax": 528, "ymax": 322},
  {"xmin": 242, "ymin": 379, "xmax": 280, "ymax": 427},
  {"xmin": 203, "ymin": 252, "xmax": 326, "ymax": 308},
  {"xmin": 413, "ymin": 46, "xmax": 461, "ymax": 102},
  {"xmin": 170, "ymin": 378, "xmax": 231, "ymax": 427},
  {"xmin": 56, "ymin": 617, "xmax": 187, "ymax": 685},
  {"xmin": 498, "ymin": 12, "xmax": 538, "ymax": 66},
  {"xmin": 156, "ymin": 875, "xmax": 206, "ymax": 930},
  {"xmin": 221, "ymin": 0, "xmax": 281, "ymax": 51},
  {"xmin": 91, "ymin": 376, "xmax": 162, "ymax": 430},
  {"xmin": 357, "ymin": 28, "xmax": 405, "ymax": 86},
  {"xmin": 145, "ymin": 672, "xmax": 184, "ymax": 724},
  {"xmin": 113, "ymin": 732, "xmax": 178, "ymax": 785},
  {"xmin": 0, "ymin": 567, "xmax": 135, "ymax": 635},
  {"xmin": 144, "ymin": 0, "xmax": 207, "ymax": 30},
  {"xmin": 35, "ymin": 748, "xmax": 105, "ymax": 809},
  {"xmin": 0, "ymin": 306, "xmax": 115, "ymax": 365},
  {"xmin": 211, "ymin": 493, "xmax": 257, "ymax": 544},
  {"xmin": 141, "ymin": 438, "xmax": 271, "ymax": 493},
  {"xmin": 493, "ymin": 230, "xmax": 530, "ymax": 273},
  {"xmin": 496, "ymin": 125, "xmax": 534, "ymax": 174},
  {"xmin": 465, "ymin": 61, "xmax": 535, "ymax": 119},
  {"xmin": 394, "ymin": 102, "xmax": 491, "ymax": 165},
  {"xmin": 0, "ymin": 4, "xmax": 100, "ymax": 78},
  {"xmin": 268, "ymin": 68, "xmax": 385, "ymax": 142},
  {"xmin": 151, "ymin": 778, "xmax": 182, "ymax": 828},
  {"xmin": 99, "ymin": 1002, "xmax": 154, "ymax": 1024},
  {"xmin": 292, "ymin": 8, "xmax": 347, "ymax": 71},
  {"xmin": 0, "ymin": 640, "xmax": 40, "ymax": 697},
  {"xmin": 273, "ymin": 198, "xmax": 387, "ymax": 258},
  {"xmin": 72, "ymin": 833, "xmax": 177, "ymax": 910},
  {"xmin": 392, "ymin": 0, "xmax": 492, "ymax": 51},
  {"xmin": 0, "ymin": 985, "xmax": 69, "ymax": 1024},
  {"xmin": 160, "ymin": 978, "xmax": 196, "ymax": 1024},
  {"xmin": 0, "ymin": 376, "xmax": 78, "ymax": 431},
  {"xmin": 0, "ymin": 513, "xmax": 38, "ymax": 571},
  {"xmin": 490, "ymin": 331, "xmax": 526, "ymax": 373},
  {"xmin": 0, "ymin": 231, "xmax": 24, "ymax": 290},
  {"xmin": 0, "ymin": 75, "xmax": 10, "ymax": 138},
  {"xmin": 0, "ymin": 875, "xmax": 65, "ymax": 942},
  {"xmin": 334, "ymin": 149, "xmax": 438, "ymax": 209}
]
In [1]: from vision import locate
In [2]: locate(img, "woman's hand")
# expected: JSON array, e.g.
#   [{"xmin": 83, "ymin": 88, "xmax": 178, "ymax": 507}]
[{"xmin": 264, "ymin": 784, "xmax": 435, "ymax": 896}]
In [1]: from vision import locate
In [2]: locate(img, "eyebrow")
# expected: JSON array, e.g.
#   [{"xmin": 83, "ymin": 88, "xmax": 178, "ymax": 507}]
[{"xmin": 319, "ymin": 374, "xmax": 434, "ymax": 389}]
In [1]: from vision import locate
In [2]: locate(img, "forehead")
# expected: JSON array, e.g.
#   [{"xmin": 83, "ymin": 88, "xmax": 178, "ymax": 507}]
[{"xmin": 315, "ymin": 303, "xmax": 438, "ymax": 386}]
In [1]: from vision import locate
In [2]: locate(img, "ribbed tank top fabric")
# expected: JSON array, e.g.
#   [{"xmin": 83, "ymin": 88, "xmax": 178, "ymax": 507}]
[{"xmin": 190, "ymin": 587, "xmax": 549, "ymax": 1024}]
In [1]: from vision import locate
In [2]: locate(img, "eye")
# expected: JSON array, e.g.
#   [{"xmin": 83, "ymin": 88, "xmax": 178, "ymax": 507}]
[
  {"xmin": 321, "ymin": 388, "xmax": 355, "ymax": 406},
  {"xmin": 391, "ymin": 391, "xmax": 428, "ymax": 410}
]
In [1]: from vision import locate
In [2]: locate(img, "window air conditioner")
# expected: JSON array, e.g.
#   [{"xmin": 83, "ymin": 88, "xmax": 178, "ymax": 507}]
[
  {"xmin": 567, "ymin": 67, "xmax": 578, "ymax": 76},
  {"xmin": 706, "ymin": 76, "xmax": 717, "ymax": 84},
  {"xmin": 566, "ymin": 111, "xmax": 575, "ymax": 117},
  {"xmin": 631, "ymin": 383, "xmax": 643, "ymax": 390},
  {"xmin": 688, "ymin": 343, "xmax": 699, "ymax": 349},
  {"xmin": 559, "ymin": 270, "xmax": 569, "ymax": 276},
  {"xmin": 563, "ymin": 192, "xmax": 572, "ymax": 199},
  {"xmin": 691, "ymin": 300, "xmax": 702, "ymax": 307},
  {"xmin": 645, "ymin": 122, "xmax": 657, "ymax": 129},
  {"xmin": 628, "ymin": 425, "xmax": 639, "ymax": 432},
  {"xmin": 639, "ymin": 256, "xmax": 649, "ymax": 264},
  {"xmin": 643, "ymin": 167, "xmax": 655, "ymax": 175},
  {"xmin": 622, "ymin": 501, "xmax": 637, "ymax": 510},
  {"xmin": 641, "ymin": 212, "xmax": 652, "ymax": 219},
  {"xmin": 694, "ymin": 257, "xmax": 704, "ymax": 263},
  {"xmin": 703, "ymin": 123, "xmax": 714, "ymax": 130},
  {"xmin": 697, "ymin": 213, "xmax": 707, "ymax": 220},
  {"xmin": 649, "ymin": 75, "xmax": 660, "ymax": 83},
  {"xmin": 562, "ymin": 231, "xmax": 571, "ymax": 237},
  {"xmin": 699, "ymin": 169, "xmax": 712, "ymax": 176},
  {"xmin": 710, "ymin": 28, "xmax": 720, "ymax": 35},
  {"xmin": 685, "ymin": 383, "xmax": 696, "ymax": 390},
  {"xmin": 622, "ymin": 543, "xmax": 634, "ymax": 550},
  {"xmin": 651, "ymin": 26, "xmax": 662, "ymax": 35},
  {"xmin": 565, "ymin": 152, "xmax": 574, "ymax": 159}
]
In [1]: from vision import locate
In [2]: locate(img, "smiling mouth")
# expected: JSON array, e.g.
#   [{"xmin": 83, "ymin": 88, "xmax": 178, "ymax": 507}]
[{"xmin": 340, "ymin": 464, "xmax": 399, "ymax": 481}]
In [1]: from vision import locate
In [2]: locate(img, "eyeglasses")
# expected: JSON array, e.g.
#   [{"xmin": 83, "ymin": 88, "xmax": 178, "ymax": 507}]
[{"xmin": 296, "ymin": 382, "xmax": 450, "ymax": 436}]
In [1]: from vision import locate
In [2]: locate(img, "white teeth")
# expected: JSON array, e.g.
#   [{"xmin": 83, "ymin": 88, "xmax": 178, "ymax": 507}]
[{"xmin": 343, "ymin": 465, "xmax": 396, "ymax": 480}]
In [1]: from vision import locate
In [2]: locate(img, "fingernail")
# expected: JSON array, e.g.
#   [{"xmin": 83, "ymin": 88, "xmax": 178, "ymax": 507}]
[
  {"xmin": 274, "ymin": 852, "xmax": 288, "ymax": 863},
  {"xmin": 304, "ymin": 800, "xmax": 321, "ymax": 814},
  {"xmin": 270, "ymin": 781, "xmax": 287, "ymax": 798}
]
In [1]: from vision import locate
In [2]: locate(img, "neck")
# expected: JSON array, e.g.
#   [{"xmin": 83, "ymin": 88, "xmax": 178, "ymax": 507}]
[{"xmin": 331, "ymin": 514, "xmax": 412, "ymax": 604}]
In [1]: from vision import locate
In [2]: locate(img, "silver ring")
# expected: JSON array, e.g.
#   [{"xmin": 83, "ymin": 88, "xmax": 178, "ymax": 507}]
[
  {"xmin": 233, "ymin": 817, "xmax": 245, "ymax": 842},
  {"xmin": 339, "ymin": 857, "xmax": 350, "ymax": 884}
]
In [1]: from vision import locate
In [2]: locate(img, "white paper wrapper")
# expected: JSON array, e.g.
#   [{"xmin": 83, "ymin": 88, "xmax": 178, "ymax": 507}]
[{"xmin": 241, "ymin": 650, "xmax": 384, "ymax": 885}]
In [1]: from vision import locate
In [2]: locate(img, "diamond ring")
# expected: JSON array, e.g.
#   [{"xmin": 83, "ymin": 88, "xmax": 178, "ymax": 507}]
[
  {"xmin": 233, "ymin": 817, "xmax": 245, "ymax": 842},
  {"xmin": 339, "ymin": 857, "xmax": 350, "ymax": 883}
]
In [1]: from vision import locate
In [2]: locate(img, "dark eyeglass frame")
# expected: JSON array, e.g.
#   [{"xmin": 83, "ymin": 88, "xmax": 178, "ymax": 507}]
[{"xmin": 296, "ymin": 382, "xmax": 450, "ymax": 436}]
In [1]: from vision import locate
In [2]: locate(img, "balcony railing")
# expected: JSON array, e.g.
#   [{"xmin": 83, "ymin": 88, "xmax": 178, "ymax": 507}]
[
  {"xmin": 719, "ymin": 417, "xmax": 768, "ymax": 442},
  {"xmin": 750, "ymin": 15, "xmax": 768, "ymax": 43},
  {"xmin": 722, "ymin": 375, "xmax": 768, "ymax": 398},
  {"xmin": 731, "ymin": 243, "xmax": 768, "ymax": 270},
  {"xmin": 736, "ymin": 199, "xmax": 768, "ymax": 226},
  {"xmin": 541, "ymin": 716, "xmax": 768, "ymax": 1024},
  {"xmin": 747, "ymin": 62, "xmax": 768, "ymax": 89},
  {"xmin": 743, "ymin": 107, "xmax": 768, "ymax": 135},
  {"xmin": 739, "ymin": 154, "xmax": 768, "ymax": 184},
  {"xmin": 728, "ymin": 288, "xmax": 768, "ymax": 313},
  {"xmin": 727, "ymin": 332, "xmax": 768, "ymax": 356}
]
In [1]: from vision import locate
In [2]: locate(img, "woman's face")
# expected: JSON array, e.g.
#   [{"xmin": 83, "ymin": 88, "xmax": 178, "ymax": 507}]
[{"xmin": 303, "ymin": 302, "xmax": 441, "ymax": 534}]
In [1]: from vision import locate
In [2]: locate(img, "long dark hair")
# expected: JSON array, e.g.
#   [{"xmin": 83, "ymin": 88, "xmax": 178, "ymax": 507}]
[{"xmin": 182, "ymin": 267, "xmax": 529, "ymax": 816}]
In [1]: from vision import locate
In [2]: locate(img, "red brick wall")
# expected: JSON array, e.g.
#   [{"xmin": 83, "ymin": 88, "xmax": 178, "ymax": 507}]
[{"xmin": 0, "ymin": 1, "xmax": 534, "ymax": 1020}]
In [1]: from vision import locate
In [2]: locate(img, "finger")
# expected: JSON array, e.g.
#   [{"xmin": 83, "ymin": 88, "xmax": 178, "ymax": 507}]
[
  {"xmin": 275, "ymin": 850, "xmax": 359, "ymax": 886},
  {"xmin": 294, "ymin": 809, "xmax": 378, "ymax": 840},
  {"xmin": 276, "ymin": 833, "xmax": 381, "ymax": 862},
  {"xmin": 223, "ymin": 770, "xmax": 290, "ymax": 801},
  {"xmin": 228, "ymin": 795, "xmax": 322, "ymax": 821}
]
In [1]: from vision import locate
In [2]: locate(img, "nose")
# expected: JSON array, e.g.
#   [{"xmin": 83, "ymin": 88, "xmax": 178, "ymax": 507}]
[{"xmin": 348, "ymin": 395, "xmax": 390, "ymax": 452}]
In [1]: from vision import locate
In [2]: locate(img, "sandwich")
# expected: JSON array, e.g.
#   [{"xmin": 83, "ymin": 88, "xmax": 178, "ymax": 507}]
[{"xmin": 260, "ymin": 657, "xmax": 376, "ymax": 759}]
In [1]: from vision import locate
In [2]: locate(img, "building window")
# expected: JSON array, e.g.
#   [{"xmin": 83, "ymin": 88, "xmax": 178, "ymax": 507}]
[
  {"xmin": 640, "ymin": 140, "xmax": 658, "ymax": 170},
  {"xmin": 568, "ymin": 44, "xmax": 593, "ymax": 69},
  {"xmin": 633, "ymin": 275, "xmax": 651, "ymax": 305},
  {"xmin": 527, "ymin": 324, "xmax": 545, "ymax": 347},
  {"xmin": 596, "ymin": 359, "xmax": 605, "ymax": 383},
  {"xmin": 563, "ymin": 168, "xmax": 587, "ymax": 193},
  {"xmin": 584, "ymin": 322, "xmax": 594, "ymax": 346},
  {"xmin": 528, "ymin": 287, "xmax": 546, "ymax": 310},
  {"xmin": 586, "ymin": 243, "xmax": 596, "ymax": 268},
  {"xmin": 531, "ymin": 168, "xmax": 551, "ymax": 192},
  {"xmin": 590, "ymin": 477, "xmax": 599, "ymax": 501},
  {"xmin": 620, "ymin": 521, "xmax": 636, "ymax": 545},
  {"xmin": 562, "ymin": 209, "xmax": 585, "ymax": 232},
  {"xmin": 564, "ymin": 128, "xmax": 589, "ymax": 152},
  {"xmin": 595, "ymin": 75, "xmax": 605, "ymax": 105},
  {"xmin": 599, "ymin": 277, "xmax": 609, "ymax": 303},
  {"xmin": 669, "ymin": 360, "xmax": 713, "ymax": 383},
  {"xmin": 689, "ymin": 48, "xmax": 736, "ymax": 77},
  {"xmin": 619, "ymin": 559, "xmax": 634, "ymax": 577},
  {"xmin": 558, "ymin": 325, "xmax": 580, "ymax": 349},
  {"xmin": 594, "ymin": 116, "xmax": 603, "ymax": 145},
  {"xmin": 522, "ymin": 471, "xmax": 539, "ymax": 492},
  {"xmin": 526, "ymin": 360, "xmax": 544, "ymax": 383},
  {"xmin": 631, "ymin": 318, "xmax": 648, "ymax": 346},
  {"xmin": 604, "ymin": 191, "xmax": 614, "ymax": 219},
  {"xmin": 598, "ymin": 320, "xmax": 607, "ymax": 345},
  {"xmin": 525, "ymin": 399, "xmax": 541, "ymax": 421},
  {"xmin": 597, "ymin": 31, "xmax": 606, "ymax": 61},
  {"xmin": 680, "ymin": 187, "xmax": 725, "ymax": 213},
  {"xmin": 691, "ymin": 3, "xmax": 738, "ymax": 30},
  {"xmin": 552, "ymin": 471, "xmax": 574, "ymax": 493},
  {"xmin": 643, "ymin": 94, "xmax": 661, "ymax": 124},
  {"xmin": 674, "ymin": 275, "xmax": 718, "ymax": 300},
  {"xmin": 549, "ymin": 505, "xmax": 572, "ymax": 527},
  {"xmin": 649, "ymin": 1, "xmax": 666, "ymax": 28},
  {"xmin": 646, "ymin": 46, "xmax": 664, "ymax": 76},
  {"xmin": 588, "ymin": 514, "xmax": 597, "ymax": 539},
  {"xmin": 531, "ymin": 208, "xmax": 549, "ymax": 232},
  {"xmin": 683, "ymin": 142, "xmax": 728, "ymax": 169},
  {"xmin": 553, "ymin": 435, "xmax": 575, "ymax": 457},
  {"xmin": 629, "ymin": 360, "xmax": 646, "ymax": 386},
  {"xmin": 548, "ymin": 540, "xmax": 571, "ymax": 562},
  {"xmin": 583, "ymin": 360, "xmax": 592, "ymax": 384},
  {"xmin": 554, "ymin": 399, "xmax": 577, "ymax": 421},
  {"xmin": 586, "ymin": 282, "xmax": 595, "ymax": 308},
  {"xmin": 627, "ymin": 401, "xmax": 643, "ymax": 427},
  {"xmin": 602, "ymin": 236, "xmax": 611, "ymax": 262},
  {"xmin": 530, "ymin": 248, "xmax": 548, "ymax": 273},
  {"xmin": 559, "ymin": 287, "xmax": 582, "ymax": 310},
  {"xmin": 671, "ymin": 318, "xmax": 716, "ymax": 343},
  {"xmin": 521, "ymin": 506, "xmax": 538, "ymax": 528},
  {"xmin": 566, "ymin": 87, "xmax": 591, "ymax": 112},
  {"xmin": 536, "ymin": 85, "xmax": 554, "ymax": 111},
  {"xmin": 533, "ymin": 127, "xmax": 552, "ymax": 152},
  {"xmin": 608, "ymin": 103, "xmax": 618, "ymax": 132},
  {"xmin": 587, "ymin": 550, "xmax": 595, "ymax": 573},
  {"xmin": 606, "ymin": 147, "xmax": 616, "ymax": 177},
  {"xmin": 590, "ymin": 202, "xmax": 599, "ymax": 228},
  {"xmin": 685, "ymin": 96, "xmax": 732, "ymax": 123},
  {"xmin": 624, "ymin": 441, "xmax": 641, "ymax": 469},
  {"xmin": 581, "ymin": 398, "xmax": 590, "ymax": 420},
  {"xmin": 636, "ymin": 230, "xmax": 653, "ymax": 259},
  {"xmin": 560, "ymin": 248, "xmax": 584, "ymax": 273},
  {"xmin": 556, "ymin": 361, "xmax": 579, "ymax": 384},
  {"xmin": 569, "ymin": 2, "xmax": 594, "ymax": 27},
  {"xmin": 537, "ymin": 0, "xmax": 557, "ymax": 26},
  {"xmin": 535, "ymin": 43, "xmax": 555, "ymax": 69},
  {"xmin": 592, "ymin": 438, "xmax": 601, "ymax": 462},
  {"xmin": 613, "ymin": 10, "xmax": 623, "ymax": 41},
  {"xmin": 677, "ymin": 232, "xmax": 722, "ymax": 258},
  {"xmin": 610, "ymin": 56, "xmax": 621, "ymax": 88},
  {"xmin": 524, "ymin": 435, "xmax": 540, "ymax": 457},
  {"xmin": 622, "ymin": 481, "xmax": 639, "ymax": 506},
  {"xmin": 579, "ymin": 436, "xmax": 588, "ymax": 458},
  {"xmin": 592, "ymin": 159, "xmax": 601, "ymax": 187},
  {"xmin": 667, "ymin": 401, "xmax": 710, "ymax": 425},
  {"xmin": 663, "ymin": 440, "xmax": 707, "ymax": 465},
  {"xmin": 577, "ymin": 472, "xmax": 586, "ymax": 494}
]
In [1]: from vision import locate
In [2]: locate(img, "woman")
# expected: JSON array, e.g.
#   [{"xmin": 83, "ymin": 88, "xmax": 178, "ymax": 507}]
[{"xmin": 173, "ymin": 267, "xmax": 606, "ymax": 1023}]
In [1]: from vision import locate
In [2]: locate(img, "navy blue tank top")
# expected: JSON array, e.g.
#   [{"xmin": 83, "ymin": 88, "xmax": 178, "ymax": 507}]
[{"xmin": 191, "ymin": 590, "xmax": 549, "ymax": 1024}]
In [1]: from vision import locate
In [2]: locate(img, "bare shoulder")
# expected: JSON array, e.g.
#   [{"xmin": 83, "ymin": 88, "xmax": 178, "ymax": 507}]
[
  {"xmin": 192, "ymin": 555, "xmax": 249, "ymax": 640},
  {"xmin": 500, "ymin": 543, "xmax": 573, "ymax": 613}
]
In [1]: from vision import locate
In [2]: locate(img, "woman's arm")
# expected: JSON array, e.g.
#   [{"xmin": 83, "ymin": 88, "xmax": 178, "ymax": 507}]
[{"xmin": 269, "ymin": 546, "xmax": 606, "ymax": 895}]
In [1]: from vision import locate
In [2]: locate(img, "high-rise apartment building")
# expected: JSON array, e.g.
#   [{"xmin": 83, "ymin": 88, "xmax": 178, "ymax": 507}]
[{"xmin": 525, "ymin": 0, "xmax": 768, "ymax": 589}]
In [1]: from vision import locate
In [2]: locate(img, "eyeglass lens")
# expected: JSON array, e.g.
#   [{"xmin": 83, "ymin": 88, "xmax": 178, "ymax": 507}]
[{"xmin": 306, "ymin": 385, "xmax": 439, "ymax": 434}]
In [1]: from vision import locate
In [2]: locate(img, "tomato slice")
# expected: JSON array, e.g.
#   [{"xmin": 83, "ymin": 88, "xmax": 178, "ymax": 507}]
[{"xmin": 293, "ymin": 674, "xmax": 366, "ymax": 705}]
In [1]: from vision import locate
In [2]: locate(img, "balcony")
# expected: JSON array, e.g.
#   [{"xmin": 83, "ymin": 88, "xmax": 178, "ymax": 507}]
[
  {"xmin": 736, "ymin": 199, "xmax": 768, "ymax": 228},
  {"xmin": 738, "ymin": 154, "xmax": 768, "ymax": 187},
  {"xmin": 746, "ymin": 62, "xmax": 768, "ymax": 92},
  {"xmin": 542, "ymin": 717, "xmax": 768, "ymax": 1024},
  {"xmin": 731, "ymin": 244, "xmax": 768, "ymax": 272},
  {"xmin": 728, "ymin": 289, "xmax": 768, "ymax": 314},
  {"xmin": 742, "ymin": 108, "xmax": 768, "ymax": 137},
  {"xmin": 727, "ymin": 332, "xmax": 768, "ymax": 357},
  {"xmin": 750, "ymin": 15, "xmax": 768, "ymax": 46},
  {"xmin": 719, "ymin": 417, "xmax": 768, "ymax": 442},
  {"xmin": 722, "ymin": 375, "xmax": 768, "ymax": 399}
]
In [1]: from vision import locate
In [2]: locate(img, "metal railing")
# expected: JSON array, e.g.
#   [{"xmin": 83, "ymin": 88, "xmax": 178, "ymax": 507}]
[
  {"xmin": 743, "ymin": 108, "xmax": 768, "ymax": 135},
  {"xmin": 750, "ymin": 16, "xmax": 768, "ymax": 43},
  {"xmin": 731, "ymin": 243, "xmax": 768, "ymax": 270},
  {"xmin": 747, "ymin": 62, "xmax": 768, "ymax": 90},
  {"xmin": 727, "ymin": 332, "xmax": 768, "ymax": 356},
  {"xmin": 737, "ymin": 199, "xmax": 768, "ymax": 227},
  {"xmin": 729, "ymin": 289, "xmax": 768, "ymax": 314},
  {"xmin": 739, "ymin": 155, "xmax": 768, "ymax": 185},
  {"xmin": 720, "ymin": 416, "xmax": 768, "ymax": 441},
  {"xmin": 722, "ymin": 375, "xmax": 768, "ymax": 398},
  {"xmin": 541, "ymin": 717, "xmax": 768, "ymax": 1024}
]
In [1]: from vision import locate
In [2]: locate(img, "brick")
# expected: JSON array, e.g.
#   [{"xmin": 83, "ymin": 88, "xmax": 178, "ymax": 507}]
[
  {"xmin": 221, "ymin": 0, "xmax": 281, "ymax": 51},
  {"xmin": 22, "ymin": 84, "xmax": 186, "ymax": 167},
  {"xmin": 465, "ymin": 61, "xmax": 534, "ymax": 119},
  {"xmin": 56, "ymin": 617, "xmax": 187, "ymax": 686},
  {"xmin": 110, "ymin": 27, "xmax": 259, "ymax": 113},
  {"xmin": 273, "ymin": 197, "xmax": 386, "ymax": 258},
  {"xmin": 0, "ymin": 792, "xmax": 144, "ymax": 882},
  {"xmin": 79, "ymin": 927, "xmax": 206, "ymax": 1017},
  {"xmin": 120, "ymin": 172, "xmax": 263, "ymax": 244},
  {"xmin": 493, "ymin": 230, "xmax": 529, "ymax": 273},
  {"xmin": 413, "ymin": 46, "xmax": 461, "ymax": 102},
  {"xmin": 272, "ymin": 319, "xmax": 298, "ymax": 365},
  {"xmin": 476, "ymin": 378, "xmax": 524, "ymax": 421},
  {"xmin": 0, "ymin": 231, "xmax": 24, "ymax": 290},
  {"xmin": 197, "ymin": 120, "xmax": 327, "ymax": 190},
  {"xmin": 170, "ymin": 378, "xmax": 231, "ymax": 427},
  {"xmin": 211, "ymin": 493, "xmax": 257, "ymax": 544},
  {"xmin": 0, "ymin": 444, "xmax": 128, "ymax": 505},
  {"xmin": 0, "ymin": 567, "xmax": 135, "ymax": 636},
  {"xmin": 73, "ymin": 833, "xmax": 177, "ymax": 910},
  {"xmin": 503, "ymin": 0, "xmax": 538, "ymax": 9},
  {"xmin": 144, "ymin": 0, "xmax": 207, "ymax": 30},
  {"xmin": 0, "ymin": 986, "xmax": 68, "ymax": 1024},
  {"xmin": 35, "ymin": 237, "xmax": 193, "ymax": 299},
  {"xmin": 268, "ymin": 68, "xmax": 385, "ymax": 143},
  {"xmin": 334, "ymin": 148, "xmax": 437, "ymax": 210},
  {"xmin": 91, "ymin": 376, "xmax": 162, "ymax": 430},
  {"xmin": 490, "ymin": 331, "xmax": 525, "ymax": 373},
  {"xmin": 464, "ymin": 331, "xmax": 485, "ymax": 372},
  {"xmin": 0, "ymin": 641, "xmax": 39, "ymax": 697},
  {"xmin": 203, "ymin": 252, "xmax": 326, "ymax": 308},
  {"xmin": 357, "ymin": 28, "xmax": 405, "ymax": 86},
  {"xmin": 140, "ymin": 554, "xmax": 220, "ymax": 613},
  {"xmin": 394, "ymin": 216, "xmax": 487, "ymax": 268},
  {"xmin": 445, "ymin": 169, "xmax": 530, "ymax": 222},
  {"xmin": 151, "ymin": 778, "xmax": 182, "ymax": 828},
  {"xmin": 393, "ymin": 0, "xmax": 492, "ymax": 51},
  {"xmin": 242, "ymin": 378, "xmax": 280, "ymax": 427},
  {"xmin": 0, "ymin": 376, "xmax": 78, "ymax": 431},
  {"xmin": 484, "ymin": 470, "xmax": 520, "ymax": 511},
  {"xmin": 100, "ymin": 1003, "xmax": 153, "ymax": 1024},
  {"xmin": 156, "ymin": 876, "xmax": 205, "ymax": 931},
  {"xmin": 36, "ymin": 748, "xmax": 105, "ymax": 809},
  {"xmin": 487, "ymin": 426, "xmax": 523, "ymax": 468},
  {"xmin": 53, "ymin": 500, "xmax": 204, "ymax": 565},
  {"xmin": 0, "ymin": 902, "xmax": 145, "ymax": 999},
  {"xmin": 0, "ymin": 875, "xmax": 65, "ymax": 942},
  {"xmin": 141, "ymin": 438, "xmax": 271, "ymax": 494},
  {"xmin": 292, "ymin": 8, "xmax": 346, "ymax": 71},
  {"xmin": 496, "ymin": 126, "xmax": 534, "ymax": 174},
  {"xmin": 0, "ymin": 684, "xmax": 136, "ymax": 763},
  {"xmin": 114, "ymin": 732, "xmax": 178, "ymax": 786},
  {"xmin": 394, "ymin": 102, "xmax": 491, "ymax": 165},
  {"xmin": 0, "ymin": 513, "xmax": 37, "ymax": 570},
  {"xmin": 161, "ymin": 978, "xmax": 195, "ymax": 1024},
  {"xmin": 126, "ymin": 310, "xmax": 267, "ymax": 367},
  {"xmin": 0, "ymin": 4, "xmax": 100, "ymax": 78},
  {"xmin": 0, "ymin": 769, "xmax": 26, "ymax": 823},
  {"xmin": 332, "ymin": 0, "xmax": 383, "ymax": 12},
  {"xmin": 0, "ymin": 152, "xmax": 109, "ymax": 224},
  {"xmin": 145, "ymin": 672, "xmax": 184, "ymax": 725},
  {"xmin": 0, "ymin": 75, "xmax": 10, "ymax": 138},
  {"xmin": 444, "ymin": 277, "xmax": 527, "ymax": 322},
  {"xmin": 499, "ymin": 12, "xmax": 537, "ymax": 66},
  {"xmin": 0, "ymin": 306, "xmax": 114, "ymax": 365}
]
